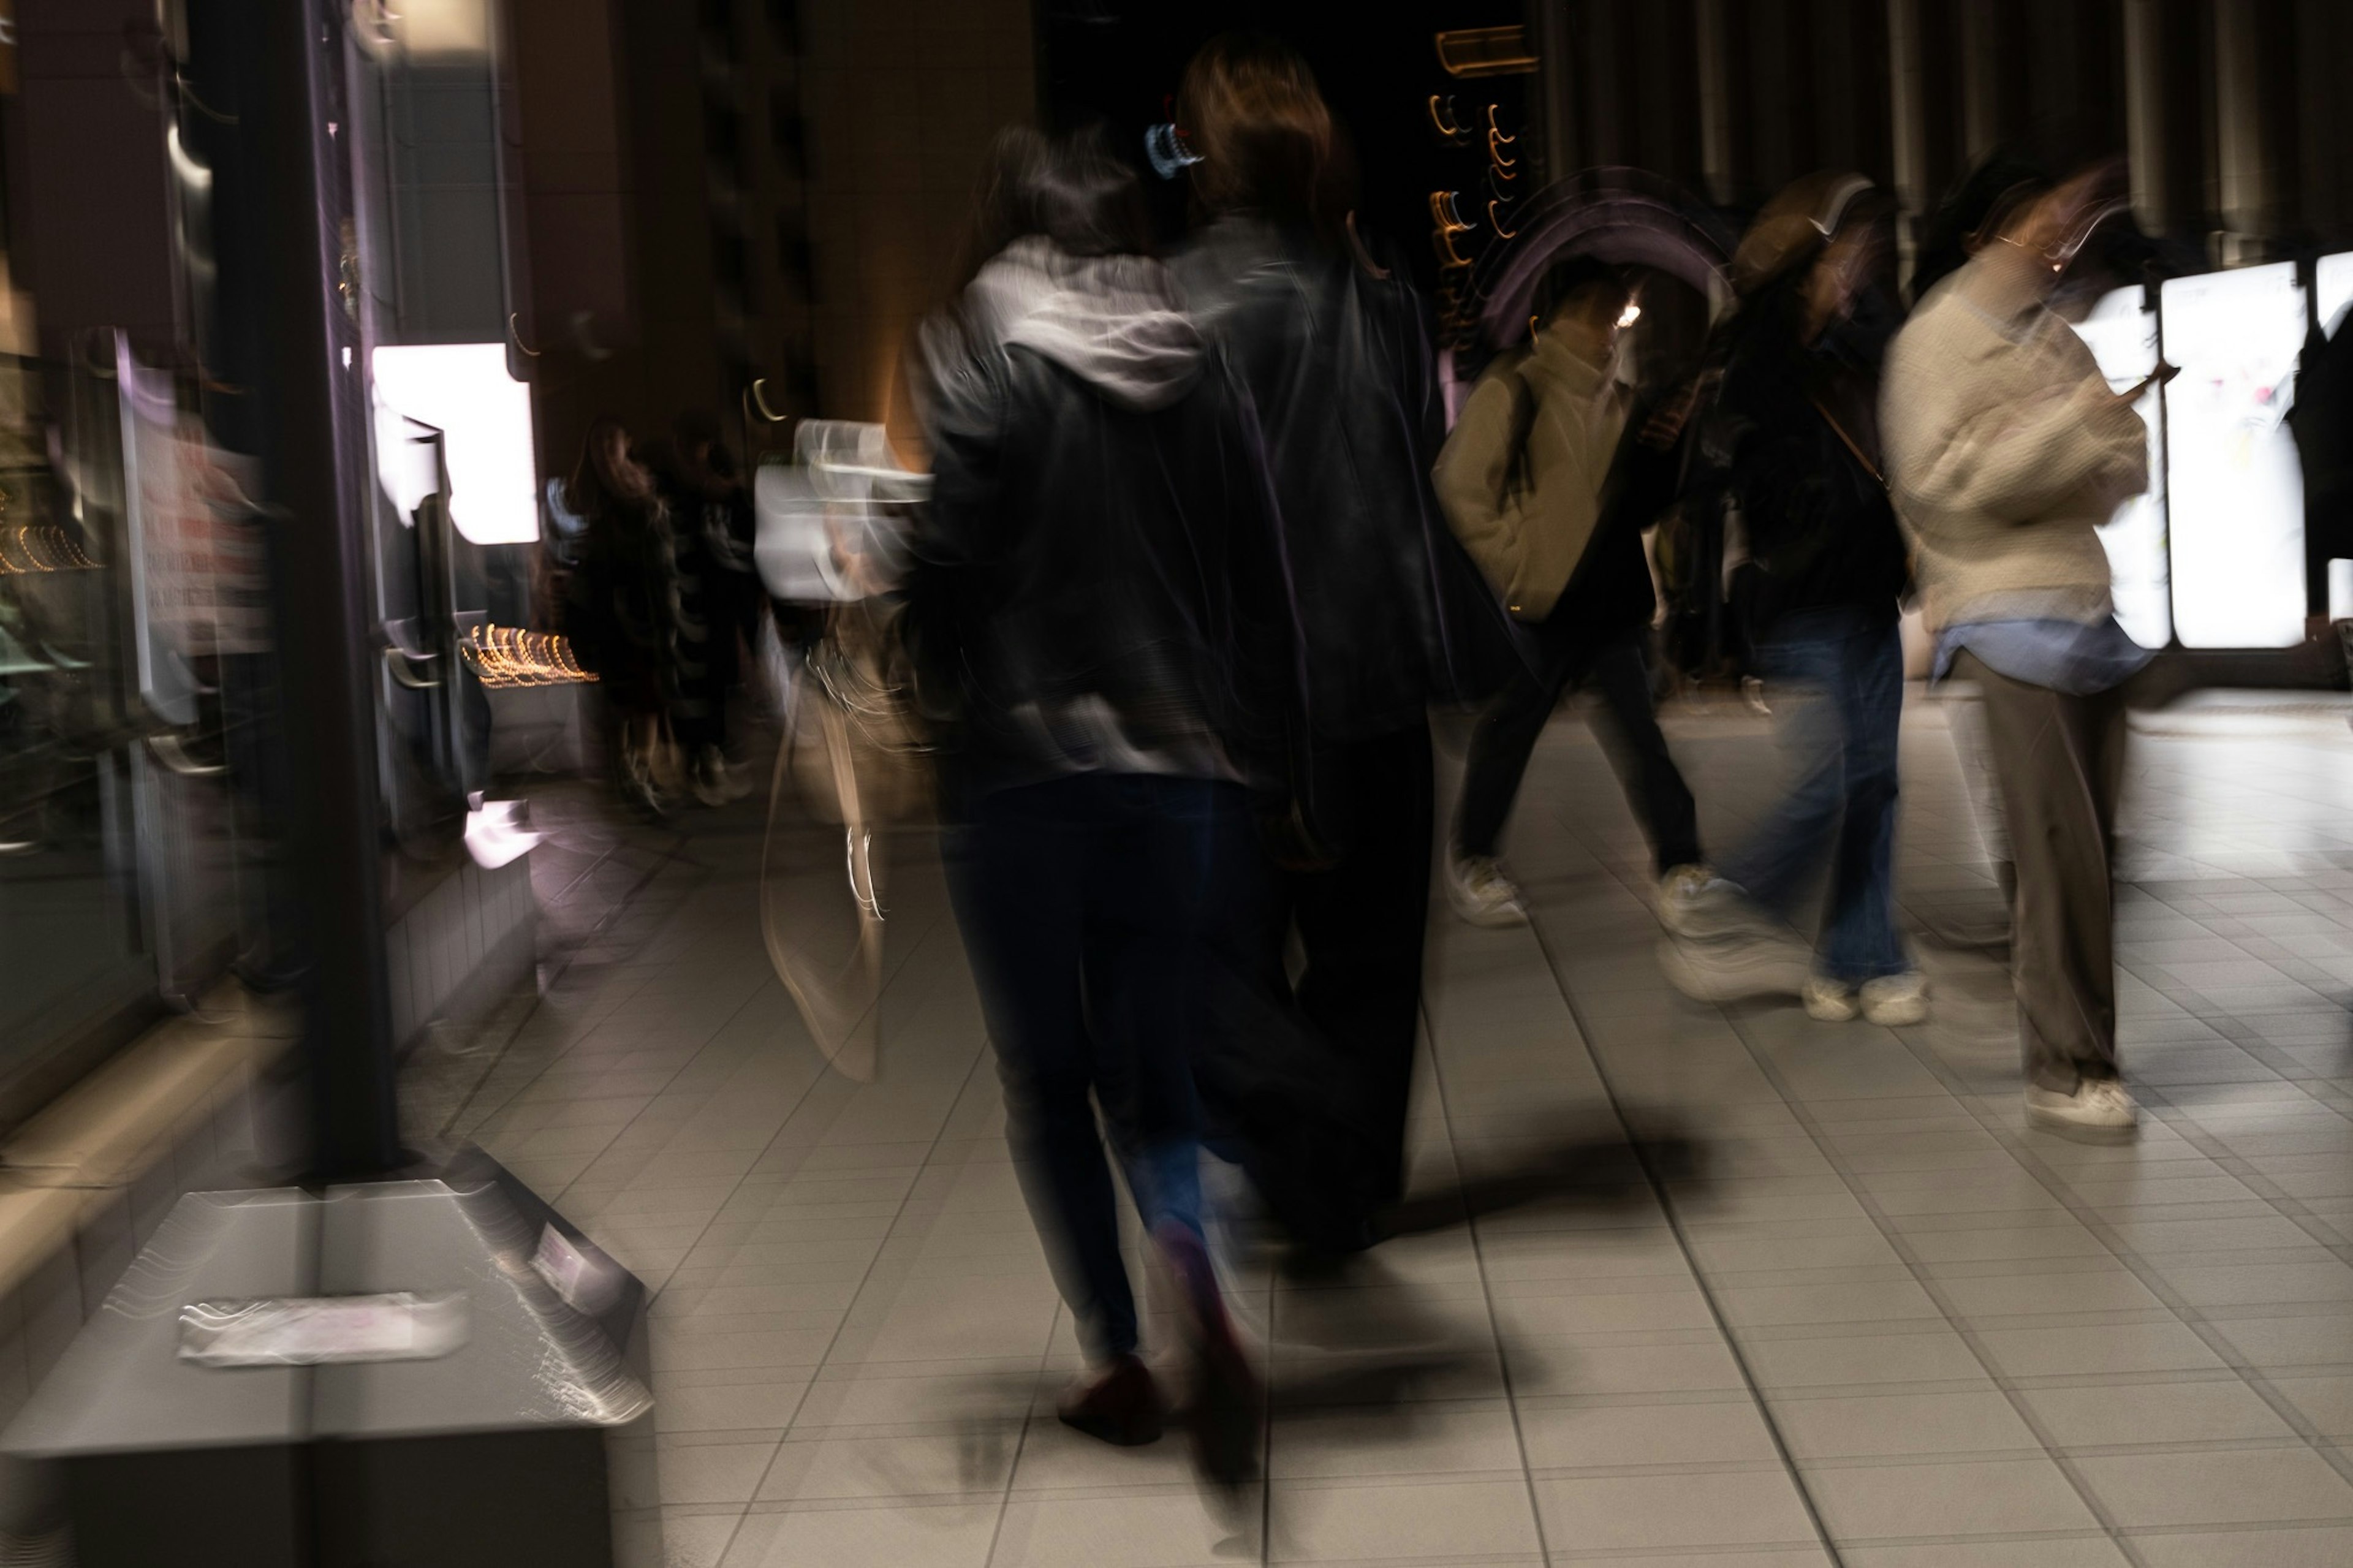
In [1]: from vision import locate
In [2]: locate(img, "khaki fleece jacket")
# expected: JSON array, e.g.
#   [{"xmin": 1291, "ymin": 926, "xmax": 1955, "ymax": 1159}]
[
  {"xmin": 1433, "ymin": 333, "xmax": 1628, "ymax": 622},
  {"xmin": 1881, "ymin": 255, "xmax": 2148, "ymax": 632}
]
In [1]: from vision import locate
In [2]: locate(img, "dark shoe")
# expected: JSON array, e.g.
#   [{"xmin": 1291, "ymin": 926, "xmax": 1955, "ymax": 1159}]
[
  {"xmin": 1055, "ymin": 1355, "xmax": 1163, "ymax": 1446},
  {"xmin": 1156, "ymin": 1223, "xmax": 1262, "ymax": 1488}
]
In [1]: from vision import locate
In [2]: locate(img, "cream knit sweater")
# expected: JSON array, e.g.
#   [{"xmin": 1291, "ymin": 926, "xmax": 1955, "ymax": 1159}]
[{"xmin": 1881, "ymin": 256, "xmax": 2148, "ymax": 632}]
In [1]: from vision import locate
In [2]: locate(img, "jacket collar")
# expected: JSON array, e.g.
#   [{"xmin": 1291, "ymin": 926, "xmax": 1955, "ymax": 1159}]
[
  {"xmin": 1523, "ymin": 330, "xmax": 1615, "ymax": 398},
  {"xmin": 1952, "ymin": 251, "xmax": 2053, "ymax": 343}
]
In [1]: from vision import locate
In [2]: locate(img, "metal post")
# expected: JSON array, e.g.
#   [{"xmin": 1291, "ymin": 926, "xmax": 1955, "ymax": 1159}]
[
  {"xmin": 2123, "ymin": 0, "xmax": 2169, "ymax": 238},
  {"xmin": 1533, "ymin": 0, "xmax": 1578, "ymax": 186},
  {"xmin": 2212, "ymin": 0, "xmax": 2268, "ymax": 263},
  {"xmin": 238, "ymin": 0, "xmax": 404, "ymax": 1181},
  {"xmin": 1958, "ymin": 1, "xmax": 1999, "ymax": 162},
  {"xmin": 1694, "ymin": 0, "xmax": 1733, "ymax": 206},
  {"xmin": 1885, "ymin": 0, "xmax": 1927, "ymax": 292}
]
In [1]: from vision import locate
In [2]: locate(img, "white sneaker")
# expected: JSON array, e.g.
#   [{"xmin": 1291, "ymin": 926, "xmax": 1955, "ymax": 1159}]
[
  {"xmin": 2025, "ymin": 1078, "xmax": 2139, "ymax": 1134},
  {"xmin": 1657, "ymin": 930, "xmax": 1813, "ymax": 1002},
  {"xmin": 1859, "ymin": 972, "xmax": 1928, "ymax": 1026},
  {"xmin": 1803, "ymin": 974, "xmax": 1859, "ymax": 1021},
  {"xmin": 1658, "ymin": 873, "xmax": 1758, "ymax": 941},
  {"xmin": 1655, "ymin": 865, "xmax": 1716, "ymax": 936},
  {"xmin": 1446, "ymin": 852, "xmax": 1528, "ymax": 927}
]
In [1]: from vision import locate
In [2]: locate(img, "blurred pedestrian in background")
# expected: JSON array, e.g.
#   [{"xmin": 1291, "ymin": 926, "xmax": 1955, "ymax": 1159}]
[
  {"xmin": 667, "ymin": 410, "xmax": 757, "ymax": 805},
  {"xmin": 1169, "ymin": 34, "xmax": 1517, "ymax": 1256},
  {"xmin": 907, "ymin": 124, "xmax": 1276, "ymax": 1483},
  {"xmin": 1881, "ymin": 160, "xmax": 2157, "ymax": 1133},
  {"xmin": 1434, "ymin": 257, "xmax": 1705, "ymax": 930},
  {"xmin": 563, "ymin": 417, "xmax": 680, "ymax": 817},
  {"xmin": 1658, "ymin": 175, "xmax": 1926, "ymax": 1025}
]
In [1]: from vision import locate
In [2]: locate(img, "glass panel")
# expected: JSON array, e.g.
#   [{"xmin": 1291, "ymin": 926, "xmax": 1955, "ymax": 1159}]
[
  {"xmin": 2069, "ymin": 285, "xmax": 2172, "ymax": 649},
  {"xmin": 0, "ymin": 348, "xmax": 150, "ymax": 1066},
  {"xmin": 2161, "ymin": 263, "xmax": 2309, "ymax": 650}
]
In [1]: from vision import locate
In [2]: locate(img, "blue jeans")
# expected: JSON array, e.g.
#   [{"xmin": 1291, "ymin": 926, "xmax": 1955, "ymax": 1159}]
[
  {"xmin": 942, "ymin": 771, "xmax": 1237, "ymax": 1362},
  {"xmin": 1719, "ymin": 612, "xmax": 1907, "ymax": 985}
]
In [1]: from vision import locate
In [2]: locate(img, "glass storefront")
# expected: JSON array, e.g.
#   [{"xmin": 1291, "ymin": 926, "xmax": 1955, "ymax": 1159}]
[{"xmin": 0, "ymin": 15, "xmax": 249, "ymax": 1127}]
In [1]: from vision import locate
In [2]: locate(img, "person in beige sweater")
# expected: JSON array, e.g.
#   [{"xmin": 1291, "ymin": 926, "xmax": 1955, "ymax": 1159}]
[
  {"xmin": 1433, "ymin": 257, "xmax": 1704, "ymax": 927},
  {"xmin": 1881, "ymin": 162, "xmax": 2161, "ymax": 1134}
]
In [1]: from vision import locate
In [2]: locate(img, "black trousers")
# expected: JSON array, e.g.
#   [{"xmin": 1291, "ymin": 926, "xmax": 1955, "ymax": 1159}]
[
  {"xmin": 1200, "ymin": 722, "xmax": 1434, "ymax": 1246},
  {"xmin": 1454, "ymin": 621, "xmax": 1702, "ymax": 875}
]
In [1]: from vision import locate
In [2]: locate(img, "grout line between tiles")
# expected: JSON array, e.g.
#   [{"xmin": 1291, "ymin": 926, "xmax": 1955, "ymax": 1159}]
[
  {"xmin": 1884, "ymin": 1018, "xmax": 2353, "ymax": 1498},
  {"xmin": 727, "ymin": 1037, "xmax": 996, "ymax": 1564},
  {"xmin": 1701, "ymin": 1004, "xmax": 2159, "ymax": 1568},
  {"xmin": 1518, "ymin": 913, "xmax": 1849, "ymax": 1568},
  {"xmin": 1418, "ymin": 992, "xmax": 1558, "ymax": 1568}
]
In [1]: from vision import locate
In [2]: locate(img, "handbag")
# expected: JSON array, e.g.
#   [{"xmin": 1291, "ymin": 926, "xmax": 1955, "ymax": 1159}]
[
  {"xmin": 757, "ymin": 598, "xmax": 931, "ymax": 1082},
  {"xmin": 783, "ymin": 598, "xmax": 931, "ymax": 825}
]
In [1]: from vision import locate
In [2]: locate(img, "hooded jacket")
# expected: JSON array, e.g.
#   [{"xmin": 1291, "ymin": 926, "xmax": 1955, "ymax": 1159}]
[{"xmin": 908, "ymin": 240, "xmax": 1297, "ymax": 797}]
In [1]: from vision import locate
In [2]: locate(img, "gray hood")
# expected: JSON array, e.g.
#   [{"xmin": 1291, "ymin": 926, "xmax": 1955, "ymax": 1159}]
[{"xmin": 962, "ymin": 237, "xmax": 1206, "ymax": 412}]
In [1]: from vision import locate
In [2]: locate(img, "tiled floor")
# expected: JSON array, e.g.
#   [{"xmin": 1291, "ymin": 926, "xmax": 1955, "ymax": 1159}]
[{"xmin": 434, "ymin": 689, "xmax": 2353, "ymax": 1567}]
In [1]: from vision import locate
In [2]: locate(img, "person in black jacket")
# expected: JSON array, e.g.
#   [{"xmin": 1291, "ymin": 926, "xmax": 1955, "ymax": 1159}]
[
  {"xmin": 1658, "ymin": 174, "xmax": 1926, "ymax": 1025},
  {"xmin": 1168, "ymin": 35, "xmax": 1518, "ymax": 1256},
  {"xmin": 563, "ymin": 418, "xmax": 676, "ymax": 817},
  {"xmin": 909, "ymin": 126, "xmax": 1275, "ymax": 1485}
]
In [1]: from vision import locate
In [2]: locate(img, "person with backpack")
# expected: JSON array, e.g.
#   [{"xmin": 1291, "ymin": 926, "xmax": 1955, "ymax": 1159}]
[
  {"xmin": 1433, "ymin": 256, "xmax": 1707, "ymax": 930},
  {"xmin": 1656, "ymin": 174, "xmax": 1927, "ymax": 1025}
]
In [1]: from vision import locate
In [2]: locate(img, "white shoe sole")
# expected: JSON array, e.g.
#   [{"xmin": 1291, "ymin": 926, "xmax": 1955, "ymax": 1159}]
[
  {"xmin": 1657, "ymin": 936, "xmax": 1812, "ymax": 1002},
  {"xmin": 1450, "ymin": 897, "xmax": 1529, "ymax": 929},
  {"xmin": 1861, "ymin": 995, "xmax": 1928, "ymax": 1026},
  {"xmin": 2023, "ymin": 1097, "xmax": 2138, "ymax": 1137},
  {"xmin": 1803, "ymin": 987, "xmax": 1859, "ymax": 1022}
]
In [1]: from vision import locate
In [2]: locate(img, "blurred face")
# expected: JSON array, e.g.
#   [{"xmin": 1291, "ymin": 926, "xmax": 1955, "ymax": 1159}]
[
  {"xmin": 1997, "ymin": 169, "xmax": 2110, "ymax": 282},
  {"xmin": 1543, "ymin": 284, "xmax": 1633, "ymax": 357}
]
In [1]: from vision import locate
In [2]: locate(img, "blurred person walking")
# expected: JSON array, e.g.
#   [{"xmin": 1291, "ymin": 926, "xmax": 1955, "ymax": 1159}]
[
  {"xmin": 1880, "ymin": 161, "xmax": 2157, "ymax": 1133},
  {"xmin": 908, "ymin": 126, "xmax": 1276, "ymax": 1482},
  {"xmin": 1434, "ymin": 257, "xmax": 1705, "ymax": 928},
  {"xmin": 1169, "ymin": 35, "xmax": 1520, "ymax": 1255},
  {"xmin": 1658, "ymin": 176, "xmax": 1926, "ymax": 1024},
  {"xmin": 665, "ymin": 411, "xmax": 757, "ymax": 805},
  {"xmin": 563, "ymin": 418, "xmax": 679, "ymax": 817}
]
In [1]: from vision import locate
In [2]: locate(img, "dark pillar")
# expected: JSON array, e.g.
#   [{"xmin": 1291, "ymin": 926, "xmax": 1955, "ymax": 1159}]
[{"xmin": 206, "ymin": 0, "xmax": 402, "ymax": 1180}]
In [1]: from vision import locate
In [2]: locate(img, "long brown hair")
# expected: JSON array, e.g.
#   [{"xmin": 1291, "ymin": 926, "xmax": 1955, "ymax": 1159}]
[{"xmin": 1176, "ymin": 33, "xmax": 1354, "ymax": 245}]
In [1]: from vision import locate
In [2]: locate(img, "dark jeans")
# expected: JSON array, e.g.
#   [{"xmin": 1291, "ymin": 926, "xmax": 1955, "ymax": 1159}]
[
  {"xmin": 1203, "ymin": 723, "xmax": 1433, "ymax": 1236},
  {"xmin": 1953, "ymin": 650, "xmax": 2128, "ymax": 1093},
  {"xmin": 942, "ymin": 771, "xmax": 1234, "ymax": 1362},
  {"xmin": 1455, "ymin": 624, "xmax": 1701, "ymax": 875},
  {"xmin": 1720, "ymin": 611, "xmax": 1906, "ymax": 983}
]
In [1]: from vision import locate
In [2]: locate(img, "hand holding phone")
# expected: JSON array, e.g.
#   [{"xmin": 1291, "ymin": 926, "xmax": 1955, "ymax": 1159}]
[{"xmin": 2119, "ymin": 359, "xmax": 2181, "ymax": 404}]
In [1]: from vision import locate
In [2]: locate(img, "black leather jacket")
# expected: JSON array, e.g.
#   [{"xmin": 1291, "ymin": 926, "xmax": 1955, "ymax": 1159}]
[
  {"xmin": 908, "ymin": 341, "xmax": 1296, "ymax": 801},
  {"xmin": 1172, "ymin": 218, "xmax": 1521, "ymax": 741}
]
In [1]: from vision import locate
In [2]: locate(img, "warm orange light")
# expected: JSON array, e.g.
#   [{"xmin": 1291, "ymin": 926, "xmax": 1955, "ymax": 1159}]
[
  {"xmin": 461, "ymin": 624, "xmax": 596, "ymax": 687},
  {"xmin": 0, "ymin": 526, "xmax": 97, "ymax": 574},
  {"xmin": 1435, "ymin": 26, "xmax": 1537, "ymax": 78}
]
